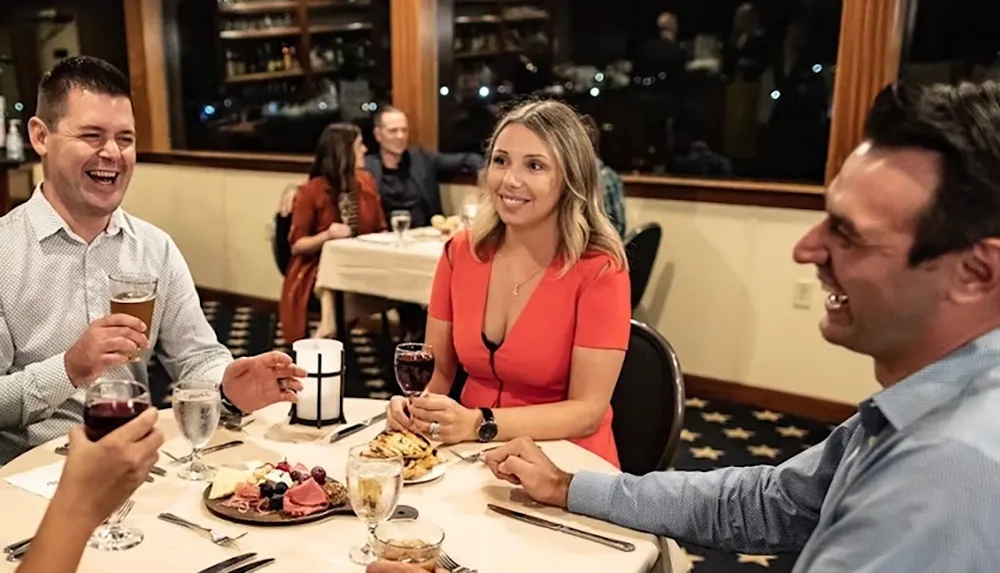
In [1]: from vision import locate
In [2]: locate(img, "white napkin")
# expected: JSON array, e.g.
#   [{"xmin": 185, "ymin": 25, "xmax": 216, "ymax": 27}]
[{"xmin": 3, "ymin": 461, "xmax": 65, "ymax": 499}]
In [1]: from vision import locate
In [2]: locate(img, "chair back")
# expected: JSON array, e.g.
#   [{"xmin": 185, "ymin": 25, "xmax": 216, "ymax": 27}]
[
  {"xmin": 611, "ymin": 319, "xmax": 685, "ymax": 475},
  {"xmin": 273, "ymin": 213, "xmax": 293, "ymax": 276},
  {"xmin": 623, "ymin": 223, "xmax": 663, "ymax": 310}
]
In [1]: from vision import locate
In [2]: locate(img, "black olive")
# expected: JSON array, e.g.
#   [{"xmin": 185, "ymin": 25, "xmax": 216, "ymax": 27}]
[
  {"xmin": 259, "ymin": 483, "xmax": 274, "ymax": 498},
  {"xmin": 274, "ymin": 482, "xmax": 288, "ymax": 495},
  {"xmin": 269, "ymin": 494, "xmax": 284, "ymax": 510}
]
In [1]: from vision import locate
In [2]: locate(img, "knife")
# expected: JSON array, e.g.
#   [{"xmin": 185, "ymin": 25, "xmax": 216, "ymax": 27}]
[
  {"xmin": 487, "ymin": 504, "xmax": 635, "ymax": 552},
  {"xmin": 201, "ymin": 439, "xmax": 245, "ymax": 455},
  {"xmin": 195, "ymin": 552, "xmax": 258, "ymax": 573},
  {"xmin": 329, "ymin": 413, "xmax": 387, "ymax": 443},
  {"xmin": 54, "ymin": 445, "xmax": 166, "ymax": 476},
  {"xmin": 225, "ymin": 558, "xmax": 276, "ymax": 573}
]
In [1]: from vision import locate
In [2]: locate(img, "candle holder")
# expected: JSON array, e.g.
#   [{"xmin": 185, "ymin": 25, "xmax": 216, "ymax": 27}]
[{"xmin": 289, "ymin": 338, "xmax": 347, "ymax": 428}]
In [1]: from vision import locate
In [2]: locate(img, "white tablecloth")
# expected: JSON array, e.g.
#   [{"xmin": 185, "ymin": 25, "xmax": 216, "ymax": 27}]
[
  {"xmin": 0, "ymin": 399, "xmax": 690, "ymax": 573},
  {"xmin": 315, "ymin": 231, "xmax": 445, "ymax": 305}
]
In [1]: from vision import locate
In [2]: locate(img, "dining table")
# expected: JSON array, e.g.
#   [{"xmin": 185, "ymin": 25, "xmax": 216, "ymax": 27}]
[
  {"xmin": 314, "ymin": 229, "xmax": 445, "ymax": 341},
  {"xmin": 0, "ymin": 398, "xmax": 692, "ymax": 573}
]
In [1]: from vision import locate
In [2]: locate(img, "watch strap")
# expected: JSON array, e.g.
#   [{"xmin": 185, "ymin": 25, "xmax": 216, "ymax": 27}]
[{"xmin": 219, "ymin": 383, "xmax": 243, "ymax": 415}]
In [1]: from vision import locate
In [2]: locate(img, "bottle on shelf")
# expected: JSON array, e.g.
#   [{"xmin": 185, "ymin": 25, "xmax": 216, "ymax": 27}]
[{"xmin": 6, "ymin": 119, "xmax": 24, "ymax": 161}]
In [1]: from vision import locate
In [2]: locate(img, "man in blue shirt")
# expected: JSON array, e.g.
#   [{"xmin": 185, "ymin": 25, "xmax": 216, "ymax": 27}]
[{"xmin": 484, "ymin": 81, "xmax": 1000, "ymax": 572}]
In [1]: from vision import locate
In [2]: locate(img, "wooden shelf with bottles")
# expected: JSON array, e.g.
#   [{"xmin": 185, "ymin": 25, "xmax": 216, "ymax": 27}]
[{"xmin": 214, "ymin": 0, "xmax": 381, "ymax": 88}]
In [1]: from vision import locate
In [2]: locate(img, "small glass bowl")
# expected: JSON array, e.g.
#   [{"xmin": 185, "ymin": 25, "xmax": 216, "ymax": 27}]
[{"xmin": 373, "ymin": 519, "xmax": 445, "ymax": 571}]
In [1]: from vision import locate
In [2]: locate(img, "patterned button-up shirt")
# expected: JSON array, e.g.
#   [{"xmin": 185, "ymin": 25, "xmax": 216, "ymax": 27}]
[
  {"xmin": 0, "ymin": 186, "xmax": 232, "ymax": 465},
  {"xmin": 570, "ymin": 327, "xmax": 1000, "ymax": 572},
  {"xmin": 599, "ymin": 161, "xmax": 627, "ymax": 238}
]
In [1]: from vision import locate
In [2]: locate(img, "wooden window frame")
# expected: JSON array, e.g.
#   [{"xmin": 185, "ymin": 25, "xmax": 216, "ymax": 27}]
[{"xmin": 126, "ymin": 0, "xmax": 910, "ymax": 209}]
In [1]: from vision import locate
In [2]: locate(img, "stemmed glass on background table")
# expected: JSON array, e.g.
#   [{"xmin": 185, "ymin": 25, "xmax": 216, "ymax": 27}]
[
  {"xmin": 346, "ymin": 445, "xmax": 404, "ymax": 565},
  {"xmin": 82, "ymin": 380, "xmax": 151, "ymax": 551},
  {"xmin": 172, "ymin": 380, "xmax": 222, "ymax": 481},
  {"xmin": 390, "ymin": 210, "xmax": 411, "ymax": 246}
]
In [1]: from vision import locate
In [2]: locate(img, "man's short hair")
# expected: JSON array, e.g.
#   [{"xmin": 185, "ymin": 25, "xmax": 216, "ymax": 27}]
[
  {"xmin": 865, "ymin": 82, "xmax": 1000, "ymax": 266},
  {"xmin": 373, "ymin": 104, "xmax": 404, "ymax": 128},
  {"xmin": 35, "ymin": 55, "xmax": 131, "ymax": 127}
]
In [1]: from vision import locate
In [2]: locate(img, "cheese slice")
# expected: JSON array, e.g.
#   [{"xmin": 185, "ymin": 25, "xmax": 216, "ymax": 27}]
[{"xmin": 208, "ymin": 467, "xmax": 252, "ymax": 500}]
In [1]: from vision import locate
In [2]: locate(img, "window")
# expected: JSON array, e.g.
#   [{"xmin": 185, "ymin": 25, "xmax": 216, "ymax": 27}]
[
  {"xmin": 437, "ymin": 0, "xmax": 842, "ymax": 184},
  {"xmin": 899, "ymin": 1, "xmax": 1000, "ymax": 86},
  {"xmin": 166, "ymin": 0, "xmax": 391, "ymax": 154}
]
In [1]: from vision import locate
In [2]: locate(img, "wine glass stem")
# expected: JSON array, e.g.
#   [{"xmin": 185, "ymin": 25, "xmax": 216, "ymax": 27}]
[
  {"xmin": 365, "ymin": 522, "xmax": 377, "ymax": 554},
  {"xmin": 189, "ymin": 447, "xmax": 202, "ymax": 470}
]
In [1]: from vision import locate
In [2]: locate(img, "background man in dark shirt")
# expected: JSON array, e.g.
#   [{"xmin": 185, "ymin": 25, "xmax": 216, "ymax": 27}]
[{"xmin": 365, "ymin": 106, "xmax": 482, "ymax": 229}]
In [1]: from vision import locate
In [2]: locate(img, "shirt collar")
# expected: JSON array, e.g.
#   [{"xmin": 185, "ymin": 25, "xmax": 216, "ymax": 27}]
[
  {"xmin": 26, "ymin": 183, "xmax": 134, "ymax": 242},
  {"xmin": 863, "ymin": 326, "xmax": 1000, "ymax": 434}
]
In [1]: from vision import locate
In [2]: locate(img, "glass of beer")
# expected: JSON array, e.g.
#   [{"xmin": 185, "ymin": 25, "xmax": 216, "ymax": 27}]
[{"xmin": 109, "ymin": 273, "xmax": 157, "ymax": 362}]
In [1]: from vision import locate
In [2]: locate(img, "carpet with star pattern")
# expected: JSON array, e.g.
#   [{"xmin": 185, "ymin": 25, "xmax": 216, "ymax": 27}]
[{"xmin": 148, "ymin": 296, "xmax": 836, "ymax": 572}]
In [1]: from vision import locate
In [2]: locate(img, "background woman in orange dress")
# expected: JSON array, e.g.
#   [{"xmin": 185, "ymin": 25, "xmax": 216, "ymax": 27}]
[
  {"xmin": 279, "ymin": 123, "xmax": 386, "ymax": 342},
  {"xmin": 385, "ymin": 100, "xmax": 631, "ymax": 467}
]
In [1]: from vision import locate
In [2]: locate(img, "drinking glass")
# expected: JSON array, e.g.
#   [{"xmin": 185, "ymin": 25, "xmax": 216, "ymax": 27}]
[
  {"xmin": 390, "ymin": 210, "xmax": 411, "ymax": 246},
  {"xmin": 394, "ymin": 343, "xmax": 434, "ymax": 398},
  {"xmin": 460, "ymin": 201, "xmax": 478, "ymax": 229},
  {"xmin": 108, "ymin": 273, "xmax": 157, "ymax": 362},
  {"xmin": 373, "ymin": 520, "xmax": 445, "ymax": 570},
  {"xmin": 172, "ymin": 380, "xmax": 222, "ymax": 481},
  {"xmin": 346, "ymin": 445, "xmax": 404, "ymax": 565},
  {"xmin": 83, "ymin": 379, "xmax": 151, "ymax": 551}
]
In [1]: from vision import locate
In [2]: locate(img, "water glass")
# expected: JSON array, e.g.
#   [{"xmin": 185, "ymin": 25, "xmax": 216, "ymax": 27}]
[
  {"xmin": 346, "ymin": 445, "xmax": 404, "ymax": 565},
  {"xmin": 172, "ymin": 380, "xmax": 222, "ymax": 481},
  {"xmin": 83, "ymin": 379, "xmax": 150, "ymax": 551},
  {"xmin": 373, "ymin": 520, "xmax": 445, "ymax": 571},
  {"xmin": 390, "ymin": 210, "xmax": 411, "ymax": 246}
]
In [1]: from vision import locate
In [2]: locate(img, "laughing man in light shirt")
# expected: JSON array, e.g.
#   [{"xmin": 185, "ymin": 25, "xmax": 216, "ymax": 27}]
[
  {"xmin": 485, "ymin": 81, "xmax": 1000, "ymax": 572},
  {"xmin": 0, "ymin": 56, "xmax": 304, "ymax": 466}
]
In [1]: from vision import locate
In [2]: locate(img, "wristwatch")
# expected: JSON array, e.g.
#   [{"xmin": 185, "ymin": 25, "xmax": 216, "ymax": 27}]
[
  {"xmin": 218, "ymin": 383, "xmax": 244, "ymax": 415},
  {"xmin": 476, "ymin": 407, "xmax": 498, "ymax": 443}
]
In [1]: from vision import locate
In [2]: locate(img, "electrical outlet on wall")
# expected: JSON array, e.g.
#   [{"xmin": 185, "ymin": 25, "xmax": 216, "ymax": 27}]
[{"xmin": 793, "ymin": 279, "xmax": 814, "ymax": 310}]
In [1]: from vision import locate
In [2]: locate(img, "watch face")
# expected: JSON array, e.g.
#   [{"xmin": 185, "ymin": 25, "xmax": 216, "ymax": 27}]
[{"xmin": 478, "ymin": 421, "xmax": 498, "ymax": 443}]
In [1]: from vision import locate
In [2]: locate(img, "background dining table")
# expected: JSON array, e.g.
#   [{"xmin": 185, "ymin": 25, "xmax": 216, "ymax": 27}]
[{"xmin": 0, "ymin": 398, "xmax": 691, "ymax": 573}]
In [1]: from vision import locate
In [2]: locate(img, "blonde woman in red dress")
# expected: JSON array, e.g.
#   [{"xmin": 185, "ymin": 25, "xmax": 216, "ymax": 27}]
[{"xmin": 386, "ymin": 100, "xmax": 631, "ymax": 467}]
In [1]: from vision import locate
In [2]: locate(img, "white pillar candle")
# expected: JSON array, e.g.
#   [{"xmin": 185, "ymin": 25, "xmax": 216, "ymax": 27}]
[{"xmin": 292, "ymin": 338, "xmax": 344, "ymax": 422}]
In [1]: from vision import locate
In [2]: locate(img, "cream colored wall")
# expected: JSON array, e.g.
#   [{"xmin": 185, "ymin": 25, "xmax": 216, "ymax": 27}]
[{"xmin": 31, "ymin": 162, "xmax": 875, "ymax": 404}]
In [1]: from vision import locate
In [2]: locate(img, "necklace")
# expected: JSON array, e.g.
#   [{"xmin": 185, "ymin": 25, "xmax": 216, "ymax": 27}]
[{"xmin": 512, "ymin": 266, "xmax": 545, "ymax": 296}]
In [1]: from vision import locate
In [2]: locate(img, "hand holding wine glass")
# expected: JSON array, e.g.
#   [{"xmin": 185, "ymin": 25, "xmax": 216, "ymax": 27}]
[
  {"xmin": 388, "ymin": 343, "xmax": 435, "ymax": 434},
  {"xmin": 82, "ymin": 379, "xmax": 156, "ymax": 550},
  {"xmin": 63, "ymin": 407, "xmax": 163, "ymax": 528}
]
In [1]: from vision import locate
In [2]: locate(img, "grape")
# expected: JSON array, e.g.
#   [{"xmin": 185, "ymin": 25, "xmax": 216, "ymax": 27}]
[
  {"xmin": 289, "ymin": 470, "xmax": 303, "ymax": 482},
  {"xmin": 310, "ymin": 466, "xmax": 327, "ymax": 483},
  {"xmin": 274, "ymin": 482, "xmax": 288, "ymax": 495},
  {"xmin": 259, "ymin": 483, "xmax": 273, "ymax": 498},
  {"xmin": 269, "ymin": 494, "xmax": 284, "ymax": 511}
]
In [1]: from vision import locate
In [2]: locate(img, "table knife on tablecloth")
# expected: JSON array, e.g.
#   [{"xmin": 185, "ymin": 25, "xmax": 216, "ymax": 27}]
[
  {"xmin": 195, "ymin": 552, "xmax": 257, "ymax": 573},
  {"xmin": 225, "ymin": 558, "xmax": 276, "ymax": 573},
  {"xmin": 486, "ymin": 504, "xmax": 635, "ymax": 552},
  {"xmin": 329, "ymin": 413, "xmax": 387, "ymax": 443}
]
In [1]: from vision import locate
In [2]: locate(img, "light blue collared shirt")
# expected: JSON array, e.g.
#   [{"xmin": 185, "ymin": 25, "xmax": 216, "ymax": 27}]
[{"xmin": 570, "ymin": 328, "xmax": 1000, "ymax": 572}]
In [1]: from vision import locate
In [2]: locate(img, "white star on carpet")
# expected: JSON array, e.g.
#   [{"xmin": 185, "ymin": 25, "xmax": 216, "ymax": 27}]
[
  {"xmin": 680, "ymin": 429, "xmax": 701, "ymax": 442},
  {"xmin": 690, "ymin": 446, "xmax": 724, "ymax": 461},
  {"xmin": 752, "ymin": 410, "xmax": 784, "ymax": 422},
  {"xmin": 685, "ymin": 397, "xmax": 709, "ymax": 408},
  {"xmin": 776, "ymin": 425, "xmax": 808, "ymax": 439},
  {"xmin": 737, "ymin": 554, "xmax": 778, "ymax": 567},
  {"xmin": 747, "ymin": 444, "xmax": 781, "ymax": 459},
  {"xmin": 723, "ymin": 427, "xmax": 754, "ymax": 440},
  {"xmin": 701, "ymin": 411, "xmax": 731, "ymax": 424}
]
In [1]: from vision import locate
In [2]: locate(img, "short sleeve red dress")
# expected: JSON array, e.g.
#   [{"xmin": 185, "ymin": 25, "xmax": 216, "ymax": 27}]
[{"xmin": 428, "ymin": 231, "xmax": 631, "ymax": 467}]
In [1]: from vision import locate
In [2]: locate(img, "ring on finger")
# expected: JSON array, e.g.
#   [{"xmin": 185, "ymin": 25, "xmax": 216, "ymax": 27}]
[{"xmin": 429, "ymin": 421, "xmax": 441, "ymax": 438}]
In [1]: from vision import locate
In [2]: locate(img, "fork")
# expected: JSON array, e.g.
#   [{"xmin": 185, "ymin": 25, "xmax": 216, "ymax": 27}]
[
  {"xmin": 157, "ymin": 512, "xmax": 247, "ymax": 545},
  {"xmin": 6, "ymin": 501, "xmax": 134, "ymax": 562},
  {"xmin": 438, "ymin": 551, "xmax": 476, "ymax": 573},
  {"xmin": 453, "ymin": 446, "xmax": 500, "ymax": 463}
]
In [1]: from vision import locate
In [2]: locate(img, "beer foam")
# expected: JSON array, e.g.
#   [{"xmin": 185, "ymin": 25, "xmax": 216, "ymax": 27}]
[{"xmin": 111, "ymin": 291, "xmax": 156, "ymax": 303}]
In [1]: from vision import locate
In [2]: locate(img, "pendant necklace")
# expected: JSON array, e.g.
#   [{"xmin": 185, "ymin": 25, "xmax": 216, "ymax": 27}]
[{"xmin": 512, "ymin": 266, "xmax": 545, "ymax": 296}]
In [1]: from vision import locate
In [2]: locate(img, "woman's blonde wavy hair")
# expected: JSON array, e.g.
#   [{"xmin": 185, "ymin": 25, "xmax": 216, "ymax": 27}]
[{"xmin": 469, "ymin": 99, "xmax": 628, "ymax": 274}]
